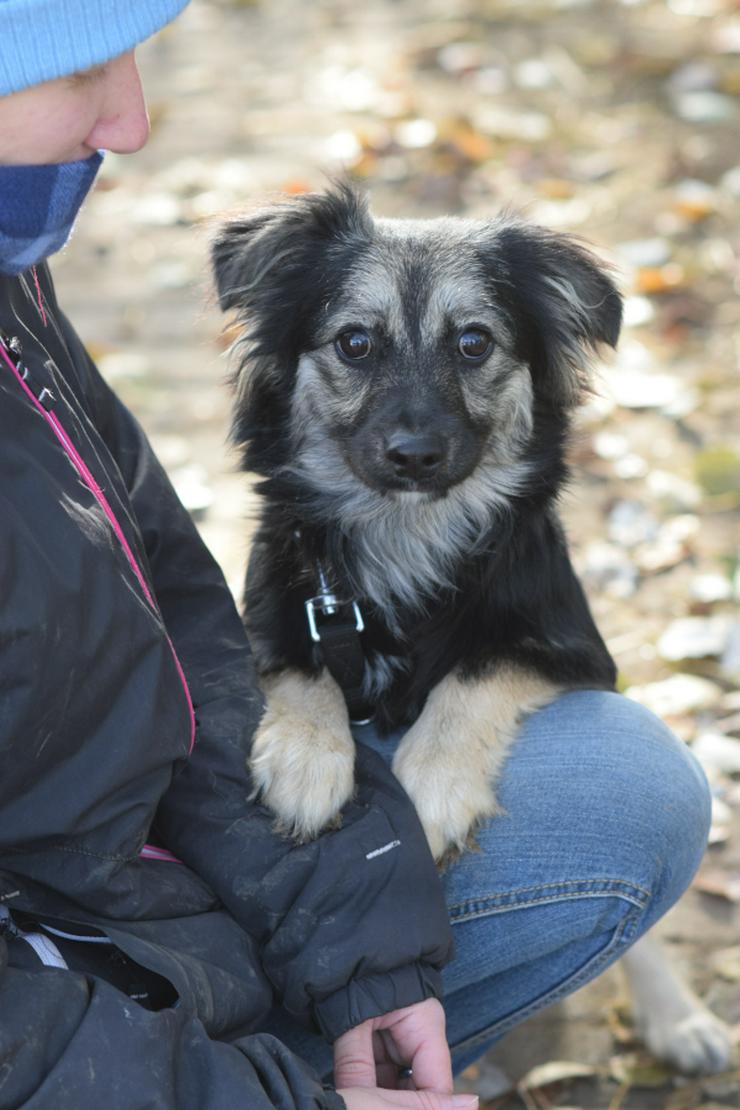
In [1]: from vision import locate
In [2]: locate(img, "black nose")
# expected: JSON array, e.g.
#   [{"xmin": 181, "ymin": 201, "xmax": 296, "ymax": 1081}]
[{"xmin": 385, "ymin": 431, "xmax": 446, "ymax": 481}]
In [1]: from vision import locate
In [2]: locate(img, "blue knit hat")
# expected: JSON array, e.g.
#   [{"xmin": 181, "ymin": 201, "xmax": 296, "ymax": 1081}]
[{"xmin": 0, "ymin": 0, "xmax": 190, "ymax": 96}]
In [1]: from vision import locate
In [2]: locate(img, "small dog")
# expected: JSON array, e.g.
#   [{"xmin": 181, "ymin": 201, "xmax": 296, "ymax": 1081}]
[
  {"xmin": 212, "ymin": 186, "xmax": 731, "ymax": 1074},
  {"xmin": 212, "ymin": 184, "xmax": 620, "ymax": 859}
]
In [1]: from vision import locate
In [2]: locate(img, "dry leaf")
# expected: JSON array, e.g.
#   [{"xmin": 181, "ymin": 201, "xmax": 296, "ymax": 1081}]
[
  {"xmin": 692, "ymin": 869, "xmax": 740, "ymax": 903},
  {"xmin": 518, "ymin": 1060, "xmax": 599, "ymax": 1089},
  {"xmin": 459, "ymin": 1063, "xmax": 480, "ymax": 1081},
  {"xmin": 607, "ymin": 1005, "xmax": 639, "ymax": 1047},
  {"xmin": 280, "ymin": 179, "xmax": 313, "ymax": 196},
  {"xmin": 608, "ymin": 1052, "xmax": 673, "ymax": 1087},
  {"xmin": 635, "ymin": 264, "xmax": 686, "ymax": 294},
  {"xmin": 537, "ymin": 178, "xmax": 576, "ymax": 200}
]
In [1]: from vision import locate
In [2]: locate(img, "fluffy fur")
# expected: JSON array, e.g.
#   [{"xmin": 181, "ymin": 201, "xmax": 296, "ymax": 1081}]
[
  {"xmin": 213, "ymin": 191, "xmax": 733, "ymax": 1072},
  {"xmin": 213, "ymin": 184, "xmax": 621, "ymax": 852}
]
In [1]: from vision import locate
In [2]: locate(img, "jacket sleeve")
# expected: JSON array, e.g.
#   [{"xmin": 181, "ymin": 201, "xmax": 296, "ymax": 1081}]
[
  {"xmin": 0, "ymin": 936, "xmax": 344, "ymax": 1110},
  {"xmin": 51, "ymin": 286, "xmax": 454, "ymax": 1041}
]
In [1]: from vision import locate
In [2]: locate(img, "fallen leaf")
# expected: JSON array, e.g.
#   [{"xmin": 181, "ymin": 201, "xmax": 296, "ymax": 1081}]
[
  {"xmin": 281, "ymin": 179, "xmax": 313, "ymax": 195},
  {"xmin": 692, "ymin": 869, "xmax": 740, "ymax": 903},
  {"xmin": 635, "ymin": 264, "xmax": 686, "ymax": 294},
  {"xmin": 673, "ymin": 180, "xmax": 718, "ymax": 221},
  {"xmin": 711, "ymin": 946, "xmax": 740, "ymax": 982},
  {"xmin": 537, "ymin": 178, "xmax": 576, "ymax": 200},
  {"xmin": 519, "ymin": 1060, "xmax": 599, "ymax": 1089},
  {"xmin": 608, "ymin": 1052, "xmax": 673, "ymax": 1087},
  {"xmin": 695, "ymin": 445, "xmax": 740, "ymax": 499},
  {"xmin": 607, "ymin": 1002, "xmax": 639, "ymax": 1047}
]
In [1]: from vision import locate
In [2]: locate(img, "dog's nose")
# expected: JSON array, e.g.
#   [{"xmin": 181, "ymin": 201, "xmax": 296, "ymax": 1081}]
[{"xmin": 385, "ymin": 431, "xmax": 446, "ymax": 480}]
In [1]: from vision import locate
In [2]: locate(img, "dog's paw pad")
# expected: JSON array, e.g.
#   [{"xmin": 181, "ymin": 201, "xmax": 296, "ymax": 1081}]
[{"xmin": 645, "ymin": 1010, "xmax": 733, "ymax": 1075}]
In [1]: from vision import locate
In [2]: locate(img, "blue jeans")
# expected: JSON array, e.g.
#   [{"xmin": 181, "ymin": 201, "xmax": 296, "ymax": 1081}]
[{"xmin": 263, "ymin": 691, "xmax": 711, "ymax": 1076}]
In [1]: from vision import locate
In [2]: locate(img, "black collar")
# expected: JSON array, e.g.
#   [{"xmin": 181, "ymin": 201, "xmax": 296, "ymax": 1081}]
[{"xmin": 297, "ymin": 534, "xmax": 374, "ymax": 724}]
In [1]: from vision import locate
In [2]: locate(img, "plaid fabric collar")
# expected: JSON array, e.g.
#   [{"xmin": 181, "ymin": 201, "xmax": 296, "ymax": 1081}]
[{"xmin": 0, "ymin": 152, "xmax": 103, "ymax": 275}]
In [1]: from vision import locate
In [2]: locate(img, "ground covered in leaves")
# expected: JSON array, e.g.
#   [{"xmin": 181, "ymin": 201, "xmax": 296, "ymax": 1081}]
[{"xmin": 56, "ymin": 0, "xmax": 739, "ymax": 1105}]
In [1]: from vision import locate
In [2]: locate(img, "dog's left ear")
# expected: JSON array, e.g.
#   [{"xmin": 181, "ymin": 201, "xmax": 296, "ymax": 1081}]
[
  {"xmin": 211, "ymin": 185, "xmax": 372, "ymax": 317},
  {"xmin": 487, "ymin": 223, "xmax": 622, "ymax": 406},
  {"xmin": 211, "ymin": 209, "xmax": 284, "ymax": 312}
]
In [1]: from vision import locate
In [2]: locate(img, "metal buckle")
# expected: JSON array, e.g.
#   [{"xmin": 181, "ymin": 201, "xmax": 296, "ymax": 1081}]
[{"xmin": 305, "ymin": 596, "xmax": 365, "ymax": 643}]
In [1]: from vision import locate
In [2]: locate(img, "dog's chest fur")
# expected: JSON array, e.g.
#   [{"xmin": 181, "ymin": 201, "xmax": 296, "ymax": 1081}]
[{"xmin": 246, "ymin": 495, "xmax": 533, "ymax": 730}]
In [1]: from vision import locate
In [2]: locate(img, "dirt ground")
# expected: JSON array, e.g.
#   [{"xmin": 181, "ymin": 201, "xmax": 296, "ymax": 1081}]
[{"xmin": 55, "ymin": 0, "xmax": 740, "ymax": 1105}]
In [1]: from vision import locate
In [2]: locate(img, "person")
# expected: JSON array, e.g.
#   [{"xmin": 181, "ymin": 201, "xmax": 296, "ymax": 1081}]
[{"xmin": 0, "ymin": 2, "xmax": 712, "ymax": 1107}]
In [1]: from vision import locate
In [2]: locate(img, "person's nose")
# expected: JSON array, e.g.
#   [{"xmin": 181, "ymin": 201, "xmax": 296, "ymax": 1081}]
[{"xmin": 85, "ymin": 52, "xmax": 151, "ymax": 155}]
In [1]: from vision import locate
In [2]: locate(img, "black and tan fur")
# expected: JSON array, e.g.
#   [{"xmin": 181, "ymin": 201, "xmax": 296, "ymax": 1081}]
[
  {"xmin": 212, "ymin": 186, "xmax": 732, "ymax": 1075},
  {"xmin": 212, "ymin": 184, "xmax": 620, "ymax": 859}
]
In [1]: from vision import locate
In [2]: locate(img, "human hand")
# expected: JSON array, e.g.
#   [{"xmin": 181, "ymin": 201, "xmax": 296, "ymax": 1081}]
[
  {"xmin": 333, "ymin": 998, "xmax": 453, "ymax": 1093},
  {"xmin": 339, "ymin": 1090, "xmax": 478, "ymax": 1109}
]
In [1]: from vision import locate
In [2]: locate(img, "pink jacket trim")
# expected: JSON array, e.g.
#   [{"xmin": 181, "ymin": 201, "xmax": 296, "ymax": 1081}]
[{"xmin": 1, "ymin": 341, "xmax": 197, "ymax": 756}]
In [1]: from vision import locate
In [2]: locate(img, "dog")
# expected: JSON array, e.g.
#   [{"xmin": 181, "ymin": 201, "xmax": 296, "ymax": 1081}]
[
  {"xmin": 212, "ymin": 184, "xmax": 619, "ymax": 855},
  {"xmin": 211, "ymin": 185, "xmax": 731, "ymax": 1074}
]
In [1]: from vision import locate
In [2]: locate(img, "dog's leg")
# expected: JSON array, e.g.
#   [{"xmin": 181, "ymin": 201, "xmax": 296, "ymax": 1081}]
[
  {"xmin": 391, "ymin": 665, "xmax": 560, "ymax": 863},
  {"xmin": 249, "ymin": 669, "xmax": 355, "ymax": 840},
  {"xmin": 621, "ymin": 934, "xmax": 732, "ymax": 1074}
]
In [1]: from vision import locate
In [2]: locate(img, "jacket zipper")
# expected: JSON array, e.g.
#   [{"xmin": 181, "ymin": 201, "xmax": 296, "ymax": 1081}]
[{"xmin": 0, "ymin": 332, "xmax": 195, "ymax": 864}]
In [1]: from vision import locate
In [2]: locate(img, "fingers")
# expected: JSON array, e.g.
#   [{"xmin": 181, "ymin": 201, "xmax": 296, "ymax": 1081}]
[
  {"xmin": 334, "ymin": 1020, "xmax": 377, "ymax": 1089},
  {"xmin": 381, "ymin": 999, "xmax": 453, "ymax": 1094},
  {"xmin": 405, "ymin": 1021, "xmax": 452, "ymax": 1093},
  {"xmin": 335, "ymin": 999, "xmax": 454, "ymax": 1094}
]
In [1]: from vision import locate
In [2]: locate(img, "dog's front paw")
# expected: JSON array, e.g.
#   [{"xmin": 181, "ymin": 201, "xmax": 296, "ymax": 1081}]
[
  {"xmin": 641, "ymin": 1009, "xmax": 733, "ymax": 1075},
  {"xmin": 249, "ymin": 704, "xmax": 355, "ymax": 841},
  {"xmin": 392, "ymin": 734, "xmax": 500, "ymax": 863}
]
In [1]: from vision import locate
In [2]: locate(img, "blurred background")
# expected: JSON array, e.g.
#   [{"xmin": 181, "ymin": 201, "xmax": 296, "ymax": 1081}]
[{"xmin": 56, "ymin": 0, "xmax": 739, "ymax": 1104}]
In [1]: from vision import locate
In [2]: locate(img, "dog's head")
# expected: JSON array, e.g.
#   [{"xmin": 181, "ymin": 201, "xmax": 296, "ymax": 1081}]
[{"xmin": 213, "ymin": 185, "xmax": 621, "ymax": 502}]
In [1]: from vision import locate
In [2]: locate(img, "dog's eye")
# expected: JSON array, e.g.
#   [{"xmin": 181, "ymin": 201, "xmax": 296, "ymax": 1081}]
[
  {"xmin": 458, "ymin": 328, "xmax": 493, "ymax": 361},
  {"xmin": 335, "ymin": 329, "xmax": 372, "ymax": 362}
]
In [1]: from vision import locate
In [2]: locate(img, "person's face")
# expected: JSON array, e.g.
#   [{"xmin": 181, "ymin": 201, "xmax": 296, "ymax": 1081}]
[{"xmin": 0, "ymin": 50, "xmax": 150, "ymax": 165}]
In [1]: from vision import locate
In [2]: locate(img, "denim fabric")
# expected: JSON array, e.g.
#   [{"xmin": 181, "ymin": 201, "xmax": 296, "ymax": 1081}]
[{"xmin": 261, "ymin": 691, "xmax": 711, "ymax": 1076}]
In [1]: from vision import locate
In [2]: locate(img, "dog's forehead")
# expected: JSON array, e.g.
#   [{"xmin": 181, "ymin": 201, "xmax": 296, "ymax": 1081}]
[{"xmin": 330, "ymin": 217, "xmax": 502, "ymax": 334}]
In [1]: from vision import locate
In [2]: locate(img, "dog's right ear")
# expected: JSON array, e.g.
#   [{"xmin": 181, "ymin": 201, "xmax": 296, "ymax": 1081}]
[{"xmin": 478, "ymin": 220, "xmax": 621, "ymax": 408}]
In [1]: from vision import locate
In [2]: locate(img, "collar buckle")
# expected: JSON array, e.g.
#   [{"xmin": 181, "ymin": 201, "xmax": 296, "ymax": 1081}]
[{"xmin": 305, "ymin": 594, "xmax": 365, "ymax": 643}]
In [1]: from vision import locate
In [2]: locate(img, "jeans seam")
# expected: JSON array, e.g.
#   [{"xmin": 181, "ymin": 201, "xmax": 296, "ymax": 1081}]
[
  {"xmin": 449, "ymin": 903, "xmax": 645, "ymax": 1058},
  {"xmin": 449, "ymin": 877, "xmax": 650, "ymax": 922},
  {"xmin": 450, "ymin": 877, "xmax": 652, "ymax": 903},
  {"xmin": 452, "ymin": 888, "xmax": 648, "ymax": 923}
]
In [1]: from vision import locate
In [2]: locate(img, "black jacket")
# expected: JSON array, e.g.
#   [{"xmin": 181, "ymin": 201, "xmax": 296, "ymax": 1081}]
[{"xmin": 0, "ymin": 267, "xmax": 453, "ymax": 1109}]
